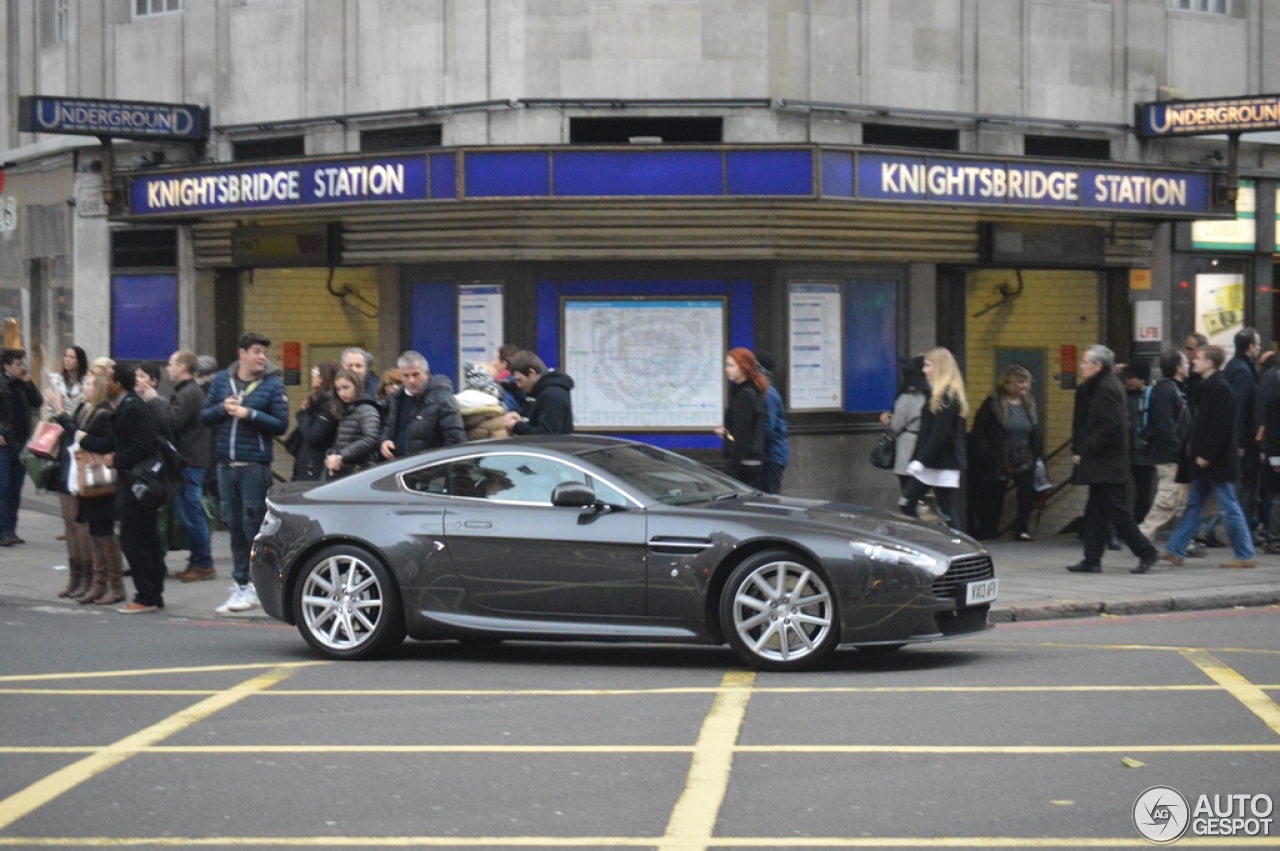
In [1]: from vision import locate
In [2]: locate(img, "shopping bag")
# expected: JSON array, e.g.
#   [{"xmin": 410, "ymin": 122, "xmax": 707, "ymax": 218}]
[
  {"xmin": 19, "ymin": 446, "xmax": 61, "ymax": 491},
  {"xmin": 1033, "ymin": 458, "xmax": 1053, "ymax": 492},
  {"xmin": 26, "ymin": 421, "xmax": 64, "ymax": 459}
]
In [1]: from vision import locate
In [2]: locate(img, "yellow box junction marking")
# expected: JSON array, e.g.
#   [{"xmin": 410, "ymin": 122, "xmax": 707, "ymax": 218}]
[
  {"xmin": 0, "ymin": 667, "xmax": 297, "ymax": 832},
  {"xmin": 659, "ymin": 669, "xmax": 756, "ymax": 851},
  {"xmin": 1180, "ymin": 648, "xmax": 1280, "ymax": 737}
]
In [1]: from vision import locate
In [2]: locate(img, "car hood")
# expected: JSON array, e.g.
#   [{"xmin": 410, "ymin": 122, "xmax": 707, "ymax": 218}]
[{"xmin": 696, "ymin": 494, "xmax": 983, "ymax": 557}]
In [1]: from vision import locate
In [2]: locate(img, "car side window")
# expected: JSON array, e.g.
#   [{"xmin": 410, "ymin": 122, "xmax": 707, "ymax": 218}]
[
  {"xmin": 401, "ymin": 463, "xmax": 451, "ymax": 496},
  {"xmin": 450, "ymin": 454, "xmax": 587, "ymax": 505},
  {"xmin": 589, "ymin": 476, "xmax": 631, "ymax": 508}
]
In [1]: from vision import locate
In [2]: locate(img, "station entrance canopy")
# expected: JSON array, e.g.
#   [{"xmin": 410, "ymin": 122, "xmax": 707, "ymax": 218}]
[{"xmin": 124, "ymin": 146, "xmax": 1232, "ymax": 220}]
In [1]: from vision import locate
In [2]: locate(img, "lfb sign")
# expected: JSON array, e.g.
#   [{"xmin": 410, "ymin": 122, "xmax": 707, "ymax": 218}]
[{"xmin": 1135, "ymin": 300, "xmax": 1164, "ymax": 343}]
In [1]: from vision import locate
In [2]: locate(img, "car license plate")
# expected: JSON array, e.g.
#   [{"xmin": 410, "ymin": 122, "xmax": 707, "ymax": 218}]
[{"xmin": 963, "ymin": 578, "xmax": 998, "ymax": 606}]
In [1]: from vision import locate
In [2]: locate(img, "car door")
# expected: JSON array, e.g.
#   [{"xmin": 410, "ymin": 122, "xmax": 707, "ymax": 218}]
[{"xmin": 443, "ymin": 452, "xmax": 648, "ymax": 617}]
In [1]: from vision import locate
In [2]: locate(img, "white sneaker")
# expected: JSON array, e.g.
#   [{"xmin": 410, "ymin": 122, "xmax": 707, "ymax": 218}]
[
  {"xmin": 215, "ymin": 584, "xmax": 245, "ymax": 615},
  {"xmin": 227, "ymin": 582, "xmax": 257, "ymax": 612}
]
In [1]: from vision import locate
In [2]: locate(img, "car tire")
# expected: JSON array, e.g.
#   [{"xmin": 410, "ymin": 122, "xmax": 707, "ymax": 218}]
[
  {"xmin": 719, "ymin": 549, "xmax": 839, "ymax": 671},
  {"xmin": 294, "ymin": 544, "xmax": 406, "ymax": 661}
]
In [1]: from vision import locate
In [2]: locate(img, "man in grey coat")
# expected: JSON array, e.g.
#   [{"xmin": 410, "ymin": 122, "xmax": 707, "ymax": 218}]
[{"xmin": 1068, "ymin": 344, "xmax": 1158, "ymax": 574}]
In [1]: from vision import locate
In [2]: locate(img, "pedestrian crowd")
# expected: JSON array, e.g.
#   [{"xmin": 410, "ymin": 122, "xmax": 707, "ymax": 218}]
[
  {"xmin": 876, "ymin": 329, "xmax": 1270, "ymax": 573},
  {"xmin": 8, "ymin": 326, "xmax": 1266, "ymax": 613},
  {"xmin": 0, "ymin": 335, "xmax": 577, "ymax": 616}
]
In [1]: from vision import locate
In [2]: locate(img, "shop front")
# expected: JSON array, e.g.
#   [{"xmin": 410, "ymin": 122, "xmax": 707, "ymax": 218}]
[{"xmin": 121, "ymin": 145, "xmax": 1229, "ymax": 509}]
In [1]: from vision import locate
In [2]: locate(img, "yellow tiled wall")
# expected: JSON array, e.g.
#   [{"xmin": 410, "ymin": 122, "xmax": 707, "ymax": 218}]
[
  {"xmin": 240, "ymin": 267, "xmax": 381, "ymax": 476},
  {"xmin": 964, "ymin": 268, "xmax": 1101, "ymax": 532}
]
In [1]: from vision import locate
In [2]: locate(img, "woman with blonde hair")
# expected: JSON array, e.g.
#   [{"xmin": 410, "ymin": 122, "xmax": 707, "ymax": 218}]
[
  {"xmin": 968, "ymin": 364, "xmax": 1042, "ymax": 540},
  {"xmin": 68, "ymin": 369, "xmax": 126, "ymax": 605},
  {"xmin": 902, "ymin": 347, "xmax": 969, "ymax": 530}
]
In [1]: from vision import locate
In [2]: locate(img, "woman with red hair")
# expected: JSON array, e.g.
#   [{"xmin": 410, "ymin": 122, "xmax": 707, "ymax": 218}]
[{"xmin": 715, "ymin": 348, "xmax": 768, "ymax": 487}]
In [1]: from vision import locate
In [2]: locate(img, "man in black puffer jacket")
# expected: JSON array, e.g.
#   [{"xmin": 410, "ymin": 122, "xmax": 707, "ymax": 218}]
[
  {"xmin": 1068, "ymin": 344, "xmax": 1158, "ymax": 574},
  {"xmin": 502, "ymin": 350, "xmax": 575, "ymax": 436},
  {"xmin": 378, "ymin": 351, "xmax": 465, "ymax": 460}
]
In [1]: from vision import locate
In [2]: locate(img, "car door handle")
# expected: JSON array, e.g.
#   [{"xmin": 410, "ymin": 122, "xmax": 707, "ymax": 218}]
[{"xmin": 463, "ymin": 520, "xmax": 493, "ymax": 529}]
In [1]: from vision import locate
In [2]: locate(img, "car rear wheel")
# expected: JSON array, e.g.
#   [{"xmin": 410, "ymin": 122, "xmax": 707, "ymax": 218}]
[
  {"xmin": 294, "ymin": 545, "xmax": 406, "ymax": 660},
  {"xmin": 719, "ymin": 550, "xmax": 838, "ymax": 671}
]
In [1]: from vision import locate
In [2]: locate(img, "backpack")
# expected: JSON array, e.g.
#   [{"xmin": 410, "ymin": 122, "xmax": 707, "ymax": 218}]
[
  {"xmin": 1171, "ymin": 384, "xmax": 1191, "ymax": 446},
  {"xmin": 1132, "ymin": 385, "xmax": 1153, "ymax": 456}
]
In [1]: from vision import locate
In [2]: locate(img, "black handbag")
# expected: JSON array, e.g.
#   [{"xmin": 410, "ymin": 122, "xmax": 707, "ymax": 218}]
[
  {"xmin": 129, "ymin": 455, "xmax": 168, "ymax": 511},
  {"xmin": 870, "ymin": 430, "xmax": 897, "ymax": 469}
]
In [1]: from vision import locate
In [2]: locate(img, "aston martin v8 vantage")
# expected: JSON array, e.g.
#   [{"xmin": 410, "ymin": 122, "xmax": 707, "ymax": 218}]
[{"xmin": 250, "ymin": 436, "xmax": 996, "ymax": 670}]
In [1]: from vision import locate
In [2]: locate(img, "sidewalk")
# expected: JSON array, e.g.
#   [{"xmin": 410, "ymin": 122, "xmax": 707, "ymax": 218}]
[{"xmin": 3, "ymin": 484, "xmax": 1279, "ymax": 623}]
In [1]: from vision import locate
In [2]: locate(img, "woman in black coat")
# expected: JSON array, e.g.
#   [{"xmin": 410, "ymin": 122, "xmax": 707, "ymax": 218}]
[
  {"xmin": 290, "ymin": 361, "xmax": 339, "ymax": 481},
  {"xmin": 901, "ymin": 347, "xmax": 969, "ymax": 530},
  {"xmin": 967, "ymin": 364, "xmax": 1043, "ymax": 540},
  {"xmin": 716, "ymin": 348, "xmax": 767, "ymax": 488}
]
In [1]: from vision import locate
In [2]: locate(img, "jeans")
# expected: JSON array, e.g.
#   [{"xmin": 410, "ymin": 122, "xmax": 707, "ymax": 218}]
[
  {"xmin": 1081, "ymin": 482, "xmax": 1156, "ymax": 566},
  {"xmin": 217, "ymin": 463, "xmax": 273, "ymax": 586},
  {"xmin": 175, "ymin": 468, "xmax": 213, "ymax": 568},
  {"xmin": 0, "ymin": 445, "xmax": 26, "ymax": 537},
  {"xmin": 1167, "ymin": 479, "xmax": 1256, "ymax": 561}
]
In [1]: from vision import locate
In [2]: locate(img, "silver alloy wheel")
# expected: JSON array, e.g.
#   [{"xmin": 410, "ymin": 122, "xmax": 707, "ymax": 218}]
[
  {"xmin": 300, "ymin": 553, "xmax": 386, "ymax": 651},
  {"xmin": 730, "ymin": 559, "xmax": 834, "ymax": 664}
]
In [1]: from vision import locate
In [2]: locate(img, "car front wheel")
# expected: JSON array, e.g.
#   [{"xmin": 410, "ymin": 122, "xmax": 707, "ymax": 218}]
[
  {"xmin": 719, "ymin": 550, "xmax": 839, "ymax": 671},
  {"xmin": 294, "ymin": 545, "xmax": 406, "ymax": 660}
]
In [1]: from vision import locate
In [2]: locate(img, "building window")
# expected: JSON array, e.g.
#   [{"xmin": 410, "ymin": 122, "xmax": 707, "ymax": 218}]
[
  {"xmin": 569, "ymin": 117, "xmax": 723, "ymax": 145},
  {"xmin": 1024, "ymin": 135, "xmax": 1111, "ymax": 161},
  {"xmin": 361, "ymin": 124, "xmax": 443, "ymax": 153},
  {"xmin": 40, "ymin": 0, "xmax": 68, "ymax": 46},
  {"xmin": 232, "ymin": 136, "xmax": 306, "ymax": 161},
  {"xmin": 862, "ymin": 124, "xmax": 959, "ymax": 152},
  {"xmin": 134, "ymin": 0, "xmax": 182, "ymax": 18},
  {"xmin": 1166, "ymin": 0, "xmax": 1231, "ymax": 14}
]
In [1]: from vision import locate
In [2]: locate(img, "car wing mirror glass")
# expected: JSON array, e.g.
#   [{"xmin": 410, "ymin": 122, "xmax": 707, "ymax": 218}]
[{"xmin": 551, "ymin": 481, "xmax": 597, "ymax": 508}]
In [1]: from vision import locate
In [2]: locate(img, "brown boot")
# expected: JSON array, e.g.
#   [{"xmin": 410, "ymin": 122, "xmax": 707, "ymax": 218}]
[
  {"xmin": 58, "ymin": 560, "xmax": 86, "ymax": 599},
  {"xmin": 95, "ymin": 537, "xmax": 127, "ymax": 606},
  {"xmin": 76, "ymin": 540, "xmax": 108, "ymax": 605}
]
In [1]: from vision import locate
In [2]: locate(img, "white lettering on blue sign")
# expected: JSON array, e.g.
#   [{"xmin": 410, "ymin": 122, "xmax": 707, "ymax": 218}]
[
  {"xmin": 313, "ymin": 164, "xmax": 405, "ymax": 199},
  {"xmin": 1091, "ymin": 173, "xmax": 1186, "ymax": 206},
  {"xmin": 146, "ymin": 170, "xmax": 301, "ymax": 210},
  {"xmin": 879, "ymin": 162, "xmax": 1080, "ymax": 201},
  {"xmin": 35, "ymin": 100, "xmax": 199, "ymax": 137}
]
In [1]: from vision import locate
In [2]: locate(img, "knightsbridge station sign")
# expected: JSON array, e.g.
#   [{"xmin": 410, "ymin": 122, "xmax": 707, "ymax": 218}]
[
  {"xmin": 19, "ymin": 96, "xmax": 209, "ymax": 142},
  {"xmin": 1137, "ymin": 94, "xmax": 1280, "ymax": 137},
  {"xmin": 125, "ymin": 147, "xmax": 1227, "ymax": 218}
]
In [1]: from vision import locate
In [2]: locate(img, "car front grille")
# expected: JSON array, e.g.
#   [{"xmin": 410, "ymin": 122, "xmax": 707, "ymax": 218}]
[{"xmin": 932, "ymin": 553, "xmax": 995, "ymax": 599}]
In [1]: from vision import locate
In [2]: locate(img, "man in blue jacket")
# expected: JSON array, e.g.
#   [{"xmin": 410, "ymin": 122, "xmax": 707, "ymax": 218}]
[{"xmin": 200, "ymin": 332, "xmax": 289, "ymax": 614}]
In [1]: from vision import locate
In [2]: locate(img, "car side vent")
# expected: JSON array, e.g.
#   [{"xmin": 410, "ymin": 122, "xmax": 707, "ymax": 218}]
[
  {"xmin": 932, "ymin": 554, "xmax": 994, "ymax": 599},
  {"xmin": 648, "ymin": 537, "xmax": 714, "ymax": 555}
]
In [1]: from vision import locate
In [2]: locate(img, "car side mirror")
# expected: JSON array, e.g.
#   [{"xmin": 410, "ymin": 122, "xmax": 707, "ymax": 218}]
[{"xmin": 551, "ymin": 481, "xmax": 597, "ymax": 508}]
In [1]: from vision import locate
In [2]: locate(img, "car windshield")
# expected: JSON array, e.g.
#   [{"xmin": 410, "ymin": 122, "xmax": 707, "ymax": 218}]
[{"xmin": 578, "ymin": 444, "xmax": 753, "ymax": 505}]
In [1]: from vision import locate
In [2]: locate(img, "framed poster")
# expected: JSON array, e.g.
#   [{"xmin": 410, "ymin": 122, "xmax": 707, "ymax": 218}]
[
  {"xmin": 562, "ymin": 297, "xmax": 726, "ymax": 430},
  {"xmin": 1195, "ymin": 273, "xmax": 1244, "ymax": 347},
  {"xmin": 788, "ymin": 283, "xmax": 844, "ymax": 411},
  {"xmin": 457, "ymin": 283, "xmax": 503, "ymax": 381}
]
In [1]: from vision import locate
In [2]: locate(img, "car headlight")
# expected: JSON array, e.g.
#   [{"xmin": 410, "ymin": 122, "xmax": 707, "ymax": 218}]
[{"xmin": 850, "ymin": 541, "xmax": 941, "ymax": 573}]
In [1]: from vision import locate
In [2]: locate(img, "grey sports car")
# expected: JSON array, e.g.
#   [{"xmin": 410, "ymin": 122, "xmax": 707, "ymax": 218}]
[{"xmin": 250, "ymin": 435, "xmax": 996, "ymax": 671}]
